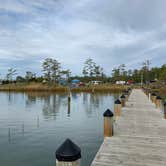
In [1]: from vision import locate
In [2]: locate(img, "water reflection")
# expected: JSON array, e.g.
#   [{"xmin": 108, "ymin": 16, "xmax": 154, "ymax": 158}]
[
  {"xmin": 6, "ymin": 92, "xmax": 25, "ymax": 105},
  {"xmin": 83, "ymin": 93, "xmax": 87, "ymax": 104},
  {"xmin": 37, "ymin": 116, "xmax": 39, "ymax": 128},
  {"xmin": 26, "ymin": 95, "xmax": 36, "ymax": 107},
  {"xmin": 5, "ymin": 91, "xmax": 121, "ymax": 119},
  {"xmin": 22, "ymin": 123, "xmax": 24, "ymax": 137},
  {"xmin": 68, "ymin": 100, "xmax": 71, "ymax": 116},
  {"xmin": 8, "ymin": 128, "xmax": 11, "ymax": 144},
  {"xmin": 1, "ymin": 91, "xmax": 121, "ymax": 166},
  {"xmin": 90, "ymin": 94, "xmax": 100, "ymax": 107}
]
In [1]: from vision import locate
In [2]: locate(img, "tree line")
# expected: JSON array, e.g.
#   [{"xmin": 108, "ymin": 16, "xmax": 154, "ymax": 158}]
[{"xmin": 1, "ymin": 58, "xmax": 166, "ymax": 84}]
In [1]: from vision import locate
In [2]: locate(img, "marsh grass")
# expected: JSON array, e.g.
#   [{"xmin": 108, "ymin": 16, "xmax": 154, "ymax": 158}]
[{"xmin": 0, "ymin": 83, "xmax": 128, "ymax": 93}]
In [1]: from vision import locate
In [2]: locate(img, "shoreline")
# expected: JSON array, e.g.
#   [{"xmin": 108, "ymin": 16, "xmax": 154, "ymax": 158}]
[{"xmin": 0, "ymin": 83, "xmax": 128, "ymax": 93}]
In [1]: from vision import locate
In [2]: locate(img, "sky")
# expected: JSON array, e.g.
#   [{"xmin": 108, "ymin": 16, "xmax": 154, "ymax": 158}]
[{"xmin": 0, "ymin": 0, "xmax": 166, "ymax": 77}]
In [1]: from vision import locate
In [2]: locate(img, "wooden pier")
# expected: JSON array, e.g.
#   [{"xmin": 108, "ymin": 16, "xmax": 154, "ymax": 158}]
[{"xmin": 91, "ymin": 89, "xmax": 166, "ymax": 166}]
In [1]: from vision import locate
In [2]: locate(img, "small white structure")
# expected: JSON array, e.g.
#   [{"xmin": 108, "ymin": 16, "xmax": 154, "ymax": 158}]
[
  {"xmin": 116, "ymin": 81, "xmax": 126, "ymax": 85},
  {"xmin": 90, "ymin": 81, "xmax": 102, "ymax": 85},
  {"xmin": 42, "ymin": 79, "xmax": 47, "ymax": 84}
]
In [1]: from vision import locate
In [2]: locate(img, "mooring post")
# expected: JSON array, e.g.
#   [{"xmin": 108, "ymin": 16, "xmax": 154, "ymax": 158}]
[
  {"xmin": 68, "ymin": 95, "xmax": 71, "ymax": 103},
  {"xmin": 148, "ymin": 92, "xmax": 151, "ymax": 101},
  {"xmin": 164, "ymin": 102, "xmax": 166, "ymax": 119},
  {"xmin": 68, "ymin": 101, "xmax": 71, "ymax": 115},
  {"xmin": 151, "ymin": 93, "xmax": 157, "ymax": 104},
  {"xmin": 128, "ymin": 88, "xmax": 132, "ymax": 95},
  {"xmin": 156, "ymin": 96, "xmax": 162, "ymax": 109},
  {"xmin": 56, "ymin": 138, "xmax": 81, "ymax": 166},
  {"xmin": 114, "ymin": 99, "xmax": 121, "ymax": 117},
  {"xmin": 120, "ymin": 94, "xmax": 126, "ymax": 107},
  {"xmin": 124, "ymin": 90, "xmax": 129, "ymax": 101},
  {"xmin": 103, "ymin": 109, "xmax": 114, "ymax": 137},
  {"xmin": 67, "ymin": 86, "xmax": 71, "ymax": 103}
]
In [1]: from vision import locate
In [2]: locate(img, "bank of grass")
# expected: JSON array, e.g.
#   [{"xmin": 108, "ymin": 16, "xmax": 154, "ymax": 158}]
[
  {"xmin": 144, "ymin": 83, "xmax": 166, "ymax": 94},
  {"xmin": 0, "ymin": 83, "xmax": 128, "ymax": 93},
  {"xmin": 0, "ymin": 83, "xmax": 67, "ymax": 92},
  {"xmin": 71, "ymin": 84, "xmax": 127, "ymax": 93}
]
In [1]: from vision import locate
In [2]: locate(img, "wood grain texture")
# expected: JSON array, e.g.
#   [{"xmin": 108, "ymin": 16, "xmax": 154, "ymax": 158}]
[{"xmin": 91, "ymin": 89, "xmax": 166, "ymax": 166}]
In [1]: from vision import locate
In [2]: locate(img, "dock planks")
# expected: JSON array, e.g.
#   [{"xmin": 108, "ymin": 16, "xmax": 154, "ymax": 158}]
[{"xmin": 91, "ymin": 89, "xmax": 166, "ymax": 166}]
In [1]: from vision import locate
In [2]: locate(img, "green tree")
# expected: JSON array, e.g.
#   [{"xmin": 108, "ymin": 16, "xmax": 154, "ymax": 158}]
[
  {"xmin": 82, "ymin": 58, "xmax": 96, "ymax": 77},
  {"xmin": 94, "ymin": 65, "xmax": 103, "ymax": 78},
  {"xmin": 6, "ymin": 68, "xmax": 17, "ymax": 81},
  {"xmin": 60, "ymin": 69, "xmax": 71, "ymax": 80},
  {"xmin": 82, "ymin": 58, "xmax": 104, "ymax": 79},
  {"xmin": 112, "ymin": 67, "xmax": 120, "ymax": 81},
  {"xmin": 159, "ymin": 64, "xmax": 166, "ymax": 81},
  {"xmin": 25, "ymin": 71, "xmax": 36, "ymax": 82},
  {"xmin": 42, "ymin": 58, "xmax": 61, "ymax": 82},
  {"xmin": 16, "ymin": 76, "xmax": 25, "ymax": 82}
]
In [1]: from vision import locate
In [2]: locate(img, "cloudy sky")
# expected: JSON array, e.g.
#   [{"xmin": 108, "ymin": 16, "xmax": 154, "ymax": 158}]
[{"xmin": 0, "ymin": 0, "xmax": 166, "ymax": 77}]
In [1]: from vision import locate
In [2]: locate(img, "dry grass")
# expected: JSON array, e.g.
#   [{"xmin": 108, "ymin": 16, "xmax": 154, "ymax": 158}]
[
  {"xmin": 0, "ymin": 83, "xmax": 67, "ymax": 92},
  {"xmin": 71, "ymin": 84, "xmax": 128, "ymax": 92},
  {"xmin": 0, "ymin": 83, "xmax": 128, "ymax": 93}
]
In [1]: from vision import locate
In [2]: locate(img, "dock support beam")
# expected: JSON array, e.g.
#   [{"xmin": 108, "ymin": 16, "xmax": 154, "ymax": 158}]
[
  {"xmin": 114, "ymin": 99, "xmax": 121, "ymax": 117},
  {"xmin": 120, "ymin": 94, "xmax": 126, "ymax": 107},
  {"xmin": 151, "ymin": 93, "xmax": 157, "ymax": 104},
  {"xmin": 164, "ymin": 102, "xmax": 166, "ymax": 119},
  {"xmin": 103, "ymin": 109, "xmax": 114, "ymax": 137},
  {"xmin": 156, "ymin": 96, "xmax": 162, "ymax": 109}
]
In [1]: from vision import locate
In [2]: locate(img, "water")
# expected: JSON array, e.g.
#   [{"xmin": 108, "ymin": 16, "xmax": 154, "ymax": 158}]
[{"xmin": 0, "ymin": 92, "xmax": 120, "ymax": 166}]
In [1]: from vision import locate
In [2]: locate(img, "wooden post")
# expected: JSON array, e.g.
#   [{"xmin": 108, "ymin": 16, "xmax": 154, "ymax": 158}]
[
  {"xmin": 124, "ymin": 90, "xmax": 129, "ymax": 101},
  {"xmin": 156, "ymin": 96, "xmax": 162, "ymax": 109},
  {"xmin": 114, "ymin": 99, "xmax": 121, "ymax": 117},
  {"xmin": 103, "ymin": 109, "xmax": 114, "ymax": 137},
  {"xmin": 164, "ymin": 102, "xmax": 166, "ymax": 119},
  {"xmin": 120, "ymin": 94, "xmax": 126, "ymax": 107},
  {"xmin": 68, "ymin": 87, "xmax": 71, "ymax": 102},
  {"xmin": 56, "ymin": 139, "xmax": 81, "ymax": 166},
  {"xmin": 148, "ymin": 92, "xmax": 151, "ymax": 101},
  {"xmin": 151, "ymin": 93, "xmax": 157, "ymax": 103},
  {"xmin": 68, "ymin": 95, "xmax": 71, "ymax": 103},
  {"xmin": 128, "ymin": 88, "xmax": 132, "ymax": 95},
  {"xmin": 150, "ymin": 93, "xmax": 154, "ymax": 102},
  {"xmin": 68, "ymin": 100, "xmax": 71, "ymax": 116}
]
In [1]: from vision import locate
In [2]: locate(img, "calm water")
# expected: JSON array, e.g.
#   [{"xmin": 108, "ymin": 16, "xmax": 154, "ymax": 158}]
[{"xmin": 0, "ymin": 92, "xmax": 119, "ymax": 166}]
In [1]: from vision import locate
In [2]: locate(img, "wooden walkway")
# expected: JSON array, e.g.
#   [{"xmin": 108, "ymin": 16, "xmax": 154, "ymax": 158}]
[{"xmin": 91, "ymin": 89, "xmax": 166, "ymax": 166}]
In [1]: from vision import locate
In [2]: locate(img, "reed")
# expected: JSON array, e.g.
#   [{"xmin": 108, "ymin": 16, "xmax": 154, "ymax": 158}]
[{"xmin": 0, "ymin": 83, "xmax": 128, "ymax": 93}]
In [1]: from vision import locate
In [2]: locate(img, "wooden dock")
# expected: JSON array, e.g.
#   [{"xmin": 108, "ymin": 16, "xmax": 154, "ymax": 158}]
[{"xmin": 91, "ymin": 89, "xmax": 166, "ymax": 166}]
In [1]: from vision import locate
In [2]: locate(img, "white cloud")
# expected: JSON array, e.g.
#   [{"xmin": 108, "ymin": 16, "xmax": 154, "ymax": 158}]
[{"xmin": 0, "ymin": 0, "xmax": 166, "ymax": 76}]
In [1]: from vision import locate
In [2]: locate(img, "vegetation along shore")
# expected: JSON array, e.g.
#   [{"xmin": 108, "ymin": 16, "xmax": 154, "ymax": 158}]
[
  {"xmin": 0, "ymin": 58, "xmax": 166, "ymax": 94},
  {"xmin": 0, "ymin": 83, "xmax": 128, "ymax": 93}
]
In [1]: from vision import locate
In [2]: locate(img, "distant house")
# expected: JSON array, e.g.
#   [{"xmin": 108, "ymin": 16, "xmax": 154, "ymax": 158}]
[
  {"xmin": 71, "ymin": 79, "xmax": 80, "ymax": 84},
  {"xmin": 116, "ymin": 81, "xmax": 126, "ymax": 85},
  {"xmin": 71, "ymin": 79, "xmax": 80, "ymax": 87},
  {"xmin": 127, "ymin": 80, "xmax": 134, "ymax": 85},
  {"xmin": 90, "ymin": 81, "xmax": 102, "ymax": 85},
  {"xmin": 42, "ymin": 79, "xmax": 47, "ymax": 84}
]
